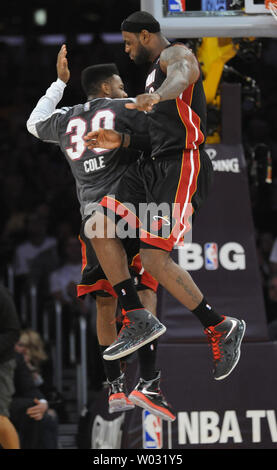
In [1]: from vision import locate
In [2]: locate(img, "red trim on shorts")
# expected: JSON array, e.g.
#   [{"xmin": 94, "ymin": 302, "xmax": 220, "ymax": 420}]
[
  {"xmin": 173, "ymin": 149, "xmax": 200, "ymax": 237},
  {"xmin": 130, "ymin": 253, "xmax": 159, "ymax": 292},
  {"xmin": 140, "ymin": 149, "xmax": 200, "ymax": 252},
  {"xmin": 181, "ymin": 84, "xmax": 194, "ymax": 113},
  {"xmin": 77, "ymin": 280, "xmax": 117, "ymax": 298},
  {"xmin": 77, "ymin": 270, "xmax": 157, "ymax": 298},
  {"xmin": 100, "ymin": 195, "xmax": 141, "ymax": 229},
  {"xmin": 141, "ymin": 271, "xmax": 159, "ymax": 292},
  {"xmin": 176, "ymin": 96, "xmax": 205, "ymax": 149},
  {"xmin": 78, "ymin": 235, "xmax": 87, "ymax": 273}
]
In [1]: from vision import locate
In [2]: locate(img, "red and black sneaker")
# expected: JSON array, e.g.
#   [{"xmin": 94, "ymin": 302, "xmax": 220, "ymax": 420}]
[
  {"xmin": 204, "ymin": 315, "xmax": 246, "ymax": 380},
  {"xmin": 129, "ymin": 371, "xmax": 176, "ymax": 422},
  {"xmin": 108, "ymin": 373, "xmax": 135, "ymax": 414},
  {"xmin": 103, "ymin": 308, "xmax": 166, "ymax": 361}
]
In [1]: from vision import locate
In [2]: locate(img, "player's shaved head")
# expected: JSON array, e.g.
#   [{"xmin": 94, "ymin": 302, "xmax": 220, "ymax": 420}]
[
  {"xmin": 81, "ymin": 63, "xmax": 119, "ymax": 97},
  {"xmin": 121, "ymin": 11, "xmax": 160, "ymax": 34}
]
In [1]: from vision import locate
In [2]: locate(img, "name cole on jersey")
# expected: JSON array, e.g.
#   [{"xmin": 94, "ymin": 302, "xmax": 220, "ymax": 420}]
[
  {"xmin": 83, "ymin": 155, "xmax": 105, "ymax": 173},
  {"xmin": 65, "ymin": 107, "xmax": 116, "ymax": 174}
]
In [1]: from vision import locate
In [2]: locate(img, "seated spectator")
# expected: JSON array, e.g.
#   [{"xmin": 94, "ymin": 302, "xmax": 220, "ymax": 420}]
[
  {"xmin": 10, "ymin": 351, "xmax": 58, "ymax": 449},
  {"xmin": 13, "ymin": 211, "xmax": 60, "ymax": 312},
  {"xmin": 15, "ymin": 329, "xmax": 48, "ymax": 387},
  {"xmin": 14, "ymin": 329, "xmax": 65, "ymax": 419},
  {"xmin": 14, "ymin": 212, "xmax": 59, "ymax": 283},
  {"xmin": 49, "ymin": 236, "xmax": 82, "ymax": 306},
  {"xmin": 0, "ymin": 284, "xmax": 20, "ymax": 449}
]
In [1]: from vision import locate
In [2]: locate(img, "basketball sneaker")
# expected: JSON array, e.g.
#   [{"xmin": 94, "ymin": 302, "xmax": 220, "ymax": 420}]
[
  {"xmin": 128, "ymin": 371, "xmax": 176, "ymax": 422},
  {"xmin": 108, "ymin": 373, "xmax": 135, "ymax": 414},
  {"xmin": 103, "ymin": 308, "xmax": 166, "ymax": 361},
  {"xmin": 204, "ymin": 316, "xmax": 246, "ymax": 381}
]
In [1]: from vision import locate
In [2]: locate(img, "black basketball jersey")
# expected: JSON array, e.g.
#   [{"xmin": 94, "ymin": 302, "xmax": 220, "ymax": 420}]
[
  {"xmin": 35, "ymin": 98, "xmax": 147, "ymax": 218},
  {"xmin": 145, "ymin": 45, "xmax": 207, "ymax": 159}
]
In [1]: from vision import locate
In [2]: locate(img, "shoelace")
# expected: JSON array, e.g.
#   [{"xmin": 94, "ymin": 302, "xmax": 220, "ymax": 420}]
[
  {"xmin": 118, "ymin": 313, "xmax": 135, "ymax": 337},
  {"xmin": 205, "ymin": 328, "xmax": 224, "ymax": 362},
  {"xmin": 110, "ymin": 382, "xmax": 126, "ymax": 396}
]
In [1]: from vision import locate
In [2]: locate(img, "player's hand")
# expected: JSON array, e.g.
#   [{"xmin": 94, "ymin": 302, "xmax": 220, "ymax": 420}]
[
  {"xmin": 57, "ymin": 44, "xmax": 70, "ymax": 84},
  {"xmin": 26, "ymin": 398, "xmax": 48, "ymax": 421},
  {"xmin": 125, "ymin": 93, "xmax": 161, "ymax": 112},
  {"xmin": 84, "ymin": 129, "xmax": 122, "ymax": 150}
]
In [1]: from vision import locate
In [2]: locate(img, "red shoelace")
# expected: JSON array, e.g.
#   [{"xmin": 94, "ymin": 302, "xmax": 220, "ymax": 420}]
[
  {"xmin": 205, "ymin": 328, "xmax": 224, "ymax": 362},
  {"xmin": 118, "ymin": 311, "xmax": 135, "ymax": 336}
]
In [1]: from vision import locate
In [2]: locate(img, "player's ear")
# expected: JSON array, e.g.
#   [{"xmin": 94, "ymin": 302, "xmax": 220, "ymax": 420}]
[
  {"xmin": 101, "ymin": 81, "xmax": 111, "ymax": 96},
  {"xmin": 139, "ymin": 29, "xmax": 151, "ymax": 45}
]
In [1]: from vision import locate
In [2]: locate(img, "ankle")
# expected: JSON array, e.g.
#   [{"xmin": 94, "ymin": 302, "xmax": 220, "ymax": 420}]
[
  {"xmin": 113, "ymin": 279, "xmax": 144, "ymax": 311},
  {"xmin": 192, "ymin": 297, "xmax": 224, "ymax": 328}
]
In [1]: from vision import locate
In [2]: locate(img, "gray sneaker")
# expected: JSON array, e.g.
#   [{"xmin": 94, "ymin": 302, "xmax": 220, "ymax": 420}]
[
  {"xmin": 103, "ymin": 308, "xmax": 166, "ymax": 361},
  {"xmin": 204, "ymin": 316, "xmax": 246, "ymax": 380}
]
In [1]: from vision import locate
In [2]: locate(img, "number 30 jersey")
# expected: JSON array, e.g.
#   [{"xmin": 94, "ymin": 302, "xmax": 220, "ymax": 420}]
[{"xmin": 27, "ymin": 80, "xmax": 148, "ymax": 219}]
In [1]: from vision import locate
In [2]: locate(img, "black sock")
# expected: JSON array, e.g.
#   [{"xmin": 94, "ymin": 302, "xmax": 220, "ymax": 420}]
[
  {"xmin": 192, "ymin": 297, "xmax": 223, "ymax": 328},
  {"xmin": 99, "ymin": 345, "xmax": 121, "ymax": 382},
  {"xmin": 113, "ymin": 278, "xmax": 144, "ymax": 312},
  {"xmin": 137, "ymin": 340, "xmax": 158, "ymax": 381}
]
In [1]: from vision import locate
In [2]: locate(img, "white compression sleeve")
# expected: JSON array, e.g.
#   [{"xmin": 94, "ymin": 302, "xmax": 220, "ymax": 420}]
[{"xmin": 26, "ymin": 78, "xmax": 67, "ymax": 138}]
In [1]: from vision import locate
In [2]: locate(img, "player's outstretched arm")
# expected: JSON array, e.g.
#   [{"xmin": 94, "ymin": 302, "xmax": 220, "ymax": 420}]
[
  {"xmin": 84, "ymin": 129, "xmax": 151, "ymax": 153},
  {"xmin": 26, "ymin": 44, "xmax": 70, "ymax": 139},
  {"xmin": 126, "ymin": 44, "xmax": 199, "ymax": 112},
  {"xmin": 56, "ymin": 44, "xmax": 70, "ymax": 84}
]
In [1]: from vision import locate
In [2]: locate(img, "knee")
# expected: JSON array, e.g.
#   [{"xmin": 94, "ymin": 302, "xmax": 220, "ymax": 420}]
[{"xmin": 140, "ymin": 248, "xmax": 169, "ymax": 276}]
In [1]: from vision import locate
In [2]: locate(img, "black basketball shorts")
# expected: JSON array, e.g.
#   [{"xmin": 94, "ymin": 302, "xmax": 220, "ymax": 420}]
[
  {"xmin": 76, "ymin": 219, "xmax": 158, "ymax": 298},
  {"xmin": 99, "ymin": 149, "xmax": 213, "ymax": 252}
]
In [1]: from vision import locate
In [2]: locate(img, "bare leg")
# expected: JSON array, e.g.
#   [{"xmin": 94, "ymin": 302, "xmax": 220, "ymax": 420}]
[
  {"xmin": 139, "ymin": 250, "xmax": 245, "ymax": 383},
  {"xmin": 86, "ymin": 212, "xmax": 131, "ymax": 286},
  {"xmin": 140, "ymin": 248, "xmax": 203, "ymax": 311},
  {"xmin": 0, "ymin": 415, "xmax": 20, "ymax": 449},
  {"xmin": 138, "ymin": 289, "xmax": 157, "ymax": 316},
  {"xmin": 96, "ymin": 295, "xmax": 118, "ymax": 345},
  {"xmin": 96, "ymin": 290, "xmax": 157, "ymax": 346},
  {"xmin": 85, "ymin": 213, "xmax": 166, "ymax": 360}
]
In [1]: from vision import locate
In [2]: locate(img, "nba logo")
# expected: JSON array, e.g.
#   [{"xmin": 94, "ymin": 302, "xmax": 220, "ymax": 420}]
[
  {"xmin": 204, "ymin": 243, "xmax": 218, "ymax": 270},
  {"xmin": 142, "ymin": 411, "xmax": 162, "ymax": 449},
  {"xmin": 168, "ymin": 0, "xmax": 186, "ymax": 12}
]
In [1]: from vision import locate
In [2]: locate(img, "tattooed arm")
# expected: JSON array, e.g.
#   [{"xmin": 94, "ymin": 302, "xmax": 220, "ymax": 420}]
[
  {"xmin": 126, "ymin": 44, "xmax": 200, "ymax": 112},
  {"xmin": 156, "ymin": 44, "xmax": 200, "ymax": 100}
]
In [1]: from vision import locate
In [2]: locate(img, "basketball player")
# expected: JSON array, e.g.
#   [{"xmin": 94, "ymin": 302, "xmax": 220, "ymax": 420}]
[
  {"xmin": 26, "ymin": 45, "xmax": 175, "ymax": 421},
  {"xmin": 84, "ymin": 11, "xmax": 246, "ymax": 383}
]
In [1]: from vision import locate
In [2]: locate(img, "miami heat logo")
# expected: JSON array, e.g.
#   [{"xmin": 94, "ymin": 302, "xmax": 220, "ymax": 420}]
[{"xmin": 150, "ymin": 215, "xmax": 171, "ymax": 232}]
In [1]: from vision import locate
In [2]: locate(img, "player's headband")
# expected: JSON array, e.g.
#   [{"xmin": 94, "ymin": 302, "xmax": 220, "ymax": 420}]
[{"xmin": 121, "ymin": 19, "xmax": 160, "ymax": 33}]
